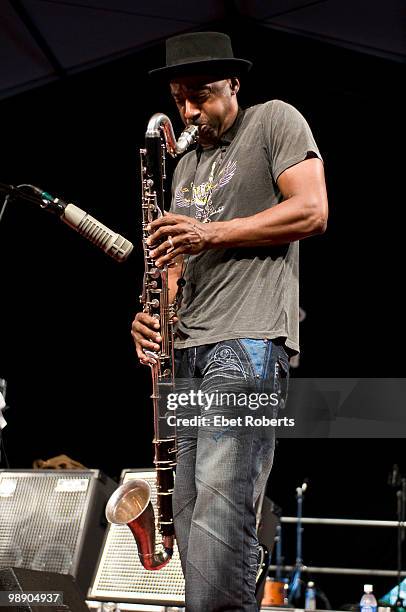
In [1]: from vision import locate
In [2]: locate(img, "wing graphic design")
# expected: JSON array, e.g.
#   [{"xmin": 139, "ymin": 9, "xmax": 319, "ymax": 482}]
[
  {"xmin": 217, "ymin": 160, "xmax": 237, "ymax": 189},
  {"xmin": 174, "ymin": 158, "xmax": 237, "ymax": 221}
]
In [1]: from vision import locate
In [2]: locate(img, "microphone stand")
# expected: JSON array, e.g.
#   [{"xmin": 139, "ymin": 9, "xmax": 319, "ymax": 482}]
[
  {"xmin": 395, "ymin": 477, "xmax": 406, "ymax": 609},
  {"xmin": 275, "ymin": 522, "xmax": 283, "ymax": 582},
  {"xmin": 0, "ymin": 182, "xmax": 15, "ymax": 226},
  {"xmin": 388, "ymin": 465, "xmax": 405, "ymax": 609},
  {"xmin": 0, "ymin": 181, "xmax": 133, "ymax": 262},
  {"xmin": 288, "ymin": 481, "xmax": 308, "ymax": 604}
]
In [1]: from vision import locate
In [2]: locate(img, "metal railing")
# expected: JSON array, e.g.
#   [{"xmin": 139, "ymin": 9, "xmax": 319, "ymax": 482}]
[
  {"xmin": 282, "ymin": 517, "xmax": 403, "ymax": 528},
  {"xmin": 273, "ymin": 516, "xmax": 404, "ymax": 578}
]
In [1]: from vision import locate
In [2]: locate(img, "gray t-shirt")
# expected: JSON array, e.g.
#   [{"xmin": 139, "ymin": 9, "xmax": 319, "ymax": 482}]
[{"xmin": 171, "ymin": 100, "xmax": 321, "ymax": 354}]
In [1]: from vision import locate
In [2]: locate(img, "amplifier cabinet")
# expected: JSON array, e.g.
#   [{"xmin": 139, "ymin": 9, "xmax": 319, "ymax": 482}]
[{"xmin": 0, "ymin": 469, "xmax": 116, "ymax": 595}]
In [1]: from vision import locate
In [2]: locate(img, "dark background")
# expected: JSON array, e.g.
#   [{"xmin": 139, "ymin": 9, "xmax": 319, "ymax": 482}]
[{"xmin": 0, "ymin": 20, "xmax": 404, "ymax": 608}]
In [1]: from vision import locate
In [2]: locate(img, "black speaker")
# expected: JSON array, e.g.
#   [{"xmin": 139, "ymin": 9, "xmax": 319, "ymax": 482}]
[
  {"xmin": 0, "ymin": 567, "xmax": 89, "ymax": 611},
  {"xmin": 0, "ymin": 470, "xmax": 116, "ymax": 596}
]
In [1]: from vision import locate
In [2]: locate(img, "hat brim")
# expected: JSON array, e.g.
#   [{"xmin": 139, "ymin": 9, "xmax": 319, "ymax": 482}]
[{"xmin": 149, "ymin": 58, "xmax": 252, "ymax": 81}]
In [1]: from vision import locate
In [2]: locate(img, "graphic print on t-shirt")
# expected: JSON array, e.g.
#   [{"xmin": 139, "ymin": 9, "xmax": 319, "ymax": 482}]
[{"xmin": 175, "ymin": 158, "xmax": 237, "ymax": 223}]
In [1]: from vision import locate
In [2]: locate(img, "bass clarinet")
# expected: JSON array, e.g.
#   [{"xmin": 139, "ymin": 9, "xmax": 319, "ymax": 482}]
[{"xmin": 105, "ymin": 114, "xmax": 198, "ymax": 570}]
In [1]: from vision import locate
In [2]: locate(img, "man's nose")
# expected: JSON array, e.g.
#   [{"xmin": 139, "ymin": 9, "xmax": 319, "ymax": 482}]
[{"xmin": 184, "ymin": 100, "xmax": 200, "ymax": 123}]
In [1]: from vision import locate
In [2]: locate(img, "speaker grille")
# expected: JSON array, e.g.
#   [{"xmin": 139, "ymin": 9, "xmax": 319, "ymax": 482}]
[
  {"xmin": 89, "ymin": 470, "xmax": 185, "ymax": 605},
  {"xmin": 0, "ymin": 467, "xmax": 116, "ymax": 598},
  {"xmin": 0, "ymin": 471, "xmax": 97, "ymax": 575}
]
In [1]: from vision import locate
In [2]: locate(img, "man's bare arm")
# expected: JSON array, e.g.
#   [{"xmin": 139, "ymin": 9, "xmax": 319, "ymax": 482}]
[{"xmin": 146, "ymin": 158, "xmax": 328, "ymax": 267}]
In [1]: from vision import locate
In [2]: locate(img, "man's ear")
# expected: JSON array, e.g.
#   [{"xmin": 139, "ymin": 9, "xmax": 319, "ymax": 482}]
[{"xmin": 229, "ymin": 77, "xmax": 240, "ymax": 95}]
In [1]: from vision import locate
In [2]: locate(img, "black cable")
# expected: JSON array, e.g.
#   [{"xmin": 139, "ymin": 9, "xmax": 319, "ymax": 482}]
[
  {"xmin": 317, "ymin": 586, "xmax": 332, "ymax": 610},
  {"xmin": 0, "ymin": 435, "xmax": 10, "ymax": 469},
  {"xmin": 0, "ymin": 194, "xmax": 12, "ymax": 225},
  {"xmin": 0, "ymin": 184, "xmax": 42, "ymax": 209},
  {"xmin": 0, "ymin": 183, "xmax": 57, "ymax": 211}
]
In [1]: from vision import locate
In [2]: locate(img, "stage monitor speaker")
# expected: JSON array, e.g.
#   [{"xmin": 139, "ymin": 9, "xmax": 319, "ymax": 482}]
[
  {"xmin": 0, "ymin": 567, "xmax": 89, "ymax": 611},
  {"xmin": 0, "ymin": 469, "xmax": 116, "ymax": 596},
  {"xmin": 88, "ymin": 469, "xmax": 185, "ymax": 606}
]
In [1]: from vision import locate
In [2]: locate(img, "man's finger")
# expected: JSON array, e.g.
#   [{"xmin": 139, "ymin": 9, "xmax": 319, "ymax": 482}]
[
  {"xmin": 155, "ymin": 246, "xmax": 184, "ymax": 268},
  {"xmin": 148, "ymin": 213, "xmax": 180, "ymax": 231},
  {"xmin": 148, "ymin": 223, "xmax": 184, "ymax": 244},
  {"xmin": 133, "ymin": 313, "xmax": 160, "ymax": 330},
  {"xmin": 134, "ymin": 334, "xmax": 161, "ymax": 352},
  {"xmin": 132, "ymin": 318, "xmax": 161, "ymax": 339},
  {"xmin": 136, "ymin": 347, "xmax": 157, "ymax": 366},
  {"xmin": 150, "ymin": 237, "xmax": 180, "ymax": 259}
]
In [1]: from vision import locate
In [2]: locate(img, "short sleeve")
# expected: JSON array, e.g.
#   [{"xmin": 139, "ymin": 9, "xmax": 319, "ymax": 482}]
[{"xmin": 263, "ymin": 100, "xmax": 322, "ymax": 182}]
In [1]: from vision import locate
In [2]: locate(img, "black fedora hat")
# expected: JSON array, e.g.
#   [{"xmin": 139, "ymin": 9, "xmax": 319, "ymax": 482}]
[{"xmin": 149, "ymin": 31, "xmax": 252, "ymax": 80}]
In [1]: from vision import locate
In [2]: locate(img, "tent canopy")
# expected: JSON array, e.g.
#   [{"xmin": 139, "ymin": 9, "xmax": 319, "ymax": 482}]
[{"xmin": 1, "ymin": 0, "xmax": 404, "ymax": 100}]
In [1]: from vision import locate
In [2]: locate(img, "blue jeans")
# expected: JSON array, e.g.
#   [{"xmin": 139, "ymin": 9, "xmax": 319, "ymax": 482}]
[{"xmin": 172, "ymin": 338, "xmax": 289, "ymax": 612}]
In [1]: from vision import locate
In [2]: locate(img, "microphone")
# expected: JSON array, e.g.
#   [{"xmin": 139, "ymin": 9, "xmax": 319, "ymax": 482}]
[
  {"xmin": 389, "ymin": 464, "xmax": 401, "ymax": 488},
  {"xmin": 61, "ymin": 201, "xmax": 133, "ymax": 262},
  {"xmin": 21, "ymin": 185, "xmax": 133, "ymax": 262},
  {"xmin": 296, "ymin": 478, "xmax": 309, "ymax": 496}
]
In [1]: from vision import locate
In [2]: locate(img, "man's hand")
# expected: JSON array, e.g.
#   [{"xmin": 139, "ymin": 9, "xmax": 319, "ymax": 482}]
[
  {"xmin": 146, "ymin": 212, "xmax": 219, "ymax": 267},
  {"xmin": 131, "ymin": 312, "xmax": 162, "ymax": 365}
]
